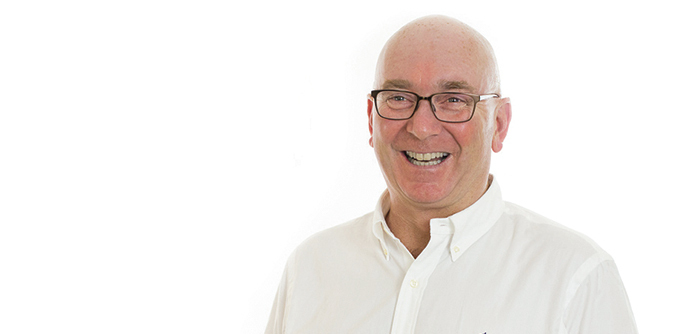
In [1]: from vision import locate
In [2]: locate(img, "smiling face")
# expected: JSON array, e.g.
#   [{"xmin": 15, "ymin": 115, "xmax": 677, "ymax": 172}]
[{"xmin": 368, "ymin": 16, "xmax": 511, "ymax": 215}]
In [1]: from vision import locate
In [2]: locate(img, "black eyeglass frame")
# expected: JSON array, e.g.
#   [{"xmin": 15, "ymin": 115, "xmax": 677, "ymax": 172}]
[{"xmin": 370, "ymin": 89, "xmax": 500, "ymax": 123}]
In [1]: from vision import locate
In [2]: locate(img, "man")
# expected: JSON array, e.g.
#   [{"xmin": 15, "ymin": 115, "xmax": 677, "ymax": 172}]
[{"xmin": 266, "ymin": 15, "xmax": 637, "ymax": 333}]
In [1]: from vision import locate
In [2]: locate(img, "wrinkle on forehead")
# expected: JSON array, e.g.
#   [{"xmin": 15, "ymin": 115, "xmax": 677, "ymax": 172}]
[
  {"xmin": 380, "ymin": 79, "xmax": 478, "ymax": 94},
  {"xmin": 374, "ymin": 15, "xmax": 500, "ymax": 94}
]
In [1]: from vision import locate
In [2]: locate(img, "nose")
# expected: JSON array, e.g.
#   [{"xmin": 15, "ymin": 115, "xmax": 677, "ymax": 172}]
[{"xmin": 406, "ymin": 99, "xmax": 441, "ymax": 140}]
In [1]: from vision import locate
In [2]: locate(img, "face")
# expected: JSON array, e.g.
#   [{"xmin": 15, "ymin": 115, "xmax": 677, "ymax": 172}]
[{"xmin": 368, "ymin": 23, "xmax": 510, "ymax": 213}]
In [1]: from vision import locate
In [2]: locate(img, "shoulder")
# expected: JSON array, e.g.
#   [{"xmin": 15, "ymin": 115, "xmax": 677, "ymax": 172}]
[
  {"xmin": 498, "ymin": 201, "xmax": 612, "ymax": 265},
  {"xmin": 287, "ymin": 212, "xmax": 375, "ymax": 265}
]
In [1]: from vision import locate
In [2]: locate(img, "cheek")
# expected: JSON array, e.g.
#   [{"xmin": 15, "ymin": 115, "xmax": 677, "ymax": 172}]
[
  {"xmin": 470, "ymin": 112, "xmax": 495, "ymax": 146},
  {"xmin": 450, "ymin": 122, "xmax": 492, "ymax": 157},
  {"xmin": 372, "ymin": 122, "xmax": 394, "ymax": 158},
  {"xmin": 374, "ymin": 120, "xmax": 402, "ymax": 145}
]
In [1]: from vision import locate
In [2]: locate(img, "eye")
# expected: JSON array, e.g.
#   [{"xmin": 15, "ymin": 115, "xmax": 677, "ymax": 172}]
[
  {"xmin": 435, "ymin": 93, "xmax": 474, "ymax": 106},
  {"xmin": 435, "ymin": 94, "xmax": 465, "ymax": 104},
  {"xmin": 378, "ymin": 91, "xmax": 417, "ymax": 108},
  {"xmin": 385, "ymin": 92, "xmax": 414, "ymax": 102}
]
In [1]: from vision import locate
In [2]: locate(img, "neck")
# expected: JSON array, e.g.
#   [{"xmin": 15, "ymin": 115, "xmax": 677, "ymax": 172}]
[{"xmin": 385, "ymin": 176, "xmax": 491, "ymax": 258}]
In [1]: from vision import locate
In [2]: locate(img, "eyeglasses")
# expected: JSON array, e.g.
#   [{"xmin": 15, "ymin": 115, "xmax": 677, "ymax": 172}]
[{"xmin": 370, "ymin": 89, "xmax": 500, "ymax": 123}]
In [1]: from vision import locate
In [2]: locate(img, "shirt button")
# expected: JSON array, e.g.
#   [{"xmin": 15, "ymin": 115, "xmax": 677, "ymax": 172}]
[
  {"xmin": 383, "ymin": 248, "xmax": 388, "ymax": 256},
  {"xmin": 453, "ymin": 246, "xmax": 460, "ymax": 253},
  {"xmin": 410, "ymin": 280, "xmax": 418, "ymax": 288}
]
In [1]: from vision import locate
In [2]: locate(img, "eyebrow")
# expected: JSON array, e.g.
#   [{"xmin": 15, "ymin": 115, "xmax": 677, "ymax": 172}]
[
  {"xmin": 381, "ymin": 79, "xmax": 412, "ymax": 90},
  {"xmin": 439, "ymin": 80, "xmax": 477, "ymax": 92}
]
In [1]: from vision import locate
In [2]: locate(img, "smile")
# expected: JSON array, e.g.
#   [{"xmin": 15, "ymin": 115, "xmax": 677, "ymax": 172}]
[{"xmin": 404, "ymin": 151, "xmax": 450, "ymax": 166}]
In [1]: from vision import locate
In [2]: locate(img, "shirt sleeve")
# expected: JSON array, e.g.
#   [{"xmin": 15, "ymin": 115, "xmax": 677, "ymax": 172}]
[
  {"xmin": 562, "ymin": 259, "xmax": 638, "ymax": 334},
  {"xmin": 265, "ymin": 264, "xmax": 289, "ymax": 334}
]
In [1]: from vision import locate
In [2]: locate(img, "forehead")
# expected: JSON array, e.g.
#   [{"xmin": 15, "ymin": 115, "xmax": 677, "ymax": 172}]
[
  {"xmin": 380, "ymin": 78, "xmax": 477, "ymax": 93},
  {"xmin": 376, "ymin": 23, "xmax": 492, "ymax": 93}
]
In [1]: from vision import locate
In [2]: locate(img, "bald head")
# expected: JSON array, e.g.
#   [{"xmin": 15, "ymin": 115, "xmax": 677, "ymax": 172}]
[{"xmin": 374, "ymin": 15, "xmax": 501, "ymax": 95}]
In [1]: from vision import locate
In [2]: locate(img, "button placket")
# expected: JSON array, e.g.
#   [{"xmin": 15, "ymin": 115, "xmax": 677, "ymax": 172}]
[{"xmin": 389, "ymin": 222, "xmax": 453, "ymax": 334}]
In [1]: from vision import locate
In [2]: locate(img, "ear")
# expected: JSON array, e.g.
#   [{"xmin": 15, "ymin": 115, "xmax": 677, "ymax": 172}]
[
  {"xmin": 367, "ymin": 95, "xmax": 375, "ymax": 148},
  {"xmin": 491, "ymin": 97, "xmax": 512, "ymax": 153}
]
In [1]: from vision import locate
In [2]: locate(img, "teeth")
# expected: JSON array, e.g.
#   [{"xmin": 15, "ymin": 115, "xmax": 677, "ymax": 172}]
[
  {"xmin": 405, "ymin": 151, "xmax": 449, "ymax": 166},
  {"xmin": 405, "ymin": 151, "xmax": 448, "ymax": 161},
  {"xmin": 412, "ymin": 159, "xmax": 441, "ymax": 166}
]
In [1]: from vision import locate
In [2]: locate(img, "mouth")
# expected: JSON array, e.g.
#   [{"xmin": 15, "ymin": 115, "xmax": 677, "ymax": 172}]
[{"xmin": 403, "ymin": 151, "xmax": 450, "ymax": 166}]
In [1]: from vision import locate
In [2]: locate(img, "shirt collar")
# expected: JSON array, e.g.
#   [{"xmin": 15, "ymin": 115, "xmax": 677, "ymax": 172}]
[
  {"xmin": 446, "ymin": 176, "xmax": 505, "ymax": 261},
  {"xmin": 372, "ymin": 190, "xmax": 393, "ymax": 260},
  {"xmin": 371, "ymin": 175, "xmax": 505, "ymax": 262}
]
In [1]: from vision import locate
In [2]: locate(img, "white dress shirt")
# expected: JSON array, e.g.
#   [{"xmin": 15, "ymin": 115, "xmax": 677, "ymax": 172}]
[{"xmin": 265, "ymin": 179, "xmax": 637, "ymax": 333}]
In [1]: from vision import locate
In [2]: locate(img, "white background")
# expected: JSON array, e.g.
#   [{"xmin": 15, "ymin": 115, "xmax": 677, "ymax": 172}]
[{"xmin": 1, "ymin": 0, "xmax": 698, "ymax": 333}]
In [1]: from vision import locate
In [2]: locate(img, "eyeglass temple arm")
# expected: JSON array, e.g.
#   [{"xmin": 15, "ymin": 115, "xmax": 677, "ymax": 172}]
[{"xmin": 478, "ymin": 93, "xmax": 500, "ymax": 101}]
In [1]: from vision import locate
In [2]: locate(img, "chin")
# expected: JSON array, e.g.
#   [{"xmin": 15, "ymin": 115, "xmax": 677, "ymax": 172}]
[{"xmin": 402, "ymin": 186, "xmax": 452, "ymax": 205}]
